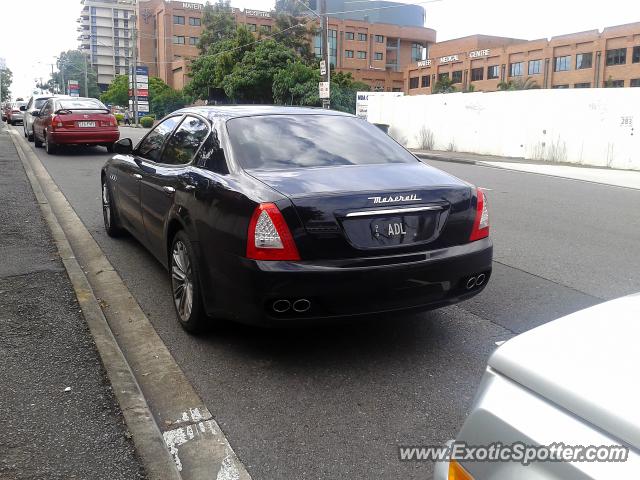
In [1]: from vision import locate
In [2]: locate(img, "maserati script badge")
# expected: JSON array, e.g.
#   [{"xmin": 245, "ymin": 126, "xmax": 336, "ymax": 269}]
[{"xmin": 367, "ymin": 194, "xmax": 421, "ymax": 204}]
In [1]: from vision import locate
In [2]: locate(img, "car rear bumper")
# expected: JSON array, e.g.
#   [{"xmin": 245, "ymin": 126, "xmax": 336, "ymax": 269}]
[
  {"xmin": 202, "ymin": 237, "xmax": 493, "ymax": 325},
  {"xmin": 8, "ymin": 114, "xmax": 23, "ymax": 122},
  {"xmin": 50, "ymin": 129, "xmax": 119, "ymax": 145}
]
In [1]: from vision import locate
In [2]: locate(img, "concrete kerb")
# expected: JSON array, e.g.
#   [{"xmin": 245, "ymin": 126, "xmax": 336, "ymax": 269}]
[{"xmin": 7, "ymin": 129, "xmax": 251, "ymax": 480}]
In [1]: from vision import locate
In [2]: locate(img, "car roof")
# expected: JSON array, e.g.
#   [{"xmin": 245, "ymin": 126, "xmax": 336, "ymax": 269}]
[{"xmin": 174, "ymin": 105, "xmax": 354, "ymax": 122}]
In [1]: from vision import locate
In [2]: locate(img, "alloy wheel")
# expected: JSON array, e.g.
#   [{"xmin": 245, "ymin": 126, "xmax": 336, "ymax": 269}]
[
  {"xmin": 171, "ymin": 240, "xmax": 193, "ymax": 322},
  {"xmin": 102, "ymin": 182, "xmax": 111, "ymax": 229}
]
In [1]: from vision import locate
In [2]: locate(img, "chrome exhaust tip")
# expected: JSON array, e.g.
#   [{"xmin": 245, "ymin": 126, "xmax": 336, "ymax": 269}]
[
  {"xmin": 292, "ymin": 299, "xmax": 311, "ymax": 313},
  {"xmin": 476, "ymin": 273, "xmax": 486, "ymax": 286},
  {"xmin": 466, "ymin": 277, "xmax": 477, "ymax": 290},
  {"xmin": 272, "ymin": 299, "xmax": 291, "ymax": 313}
]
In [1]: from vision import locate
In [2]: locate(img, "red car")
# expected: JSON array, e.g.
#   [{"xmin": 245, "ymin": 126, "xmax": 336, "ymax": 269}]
[{"xmin": 32, "ymin": 97, "xmax": 119, "ymax": 154}]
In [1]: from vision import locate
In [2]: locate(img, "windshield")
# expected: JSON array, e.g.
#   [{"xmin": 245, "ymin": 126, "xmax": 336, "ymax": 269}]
[
  {"xmin": 226, "ymin": 114, "xmax": 418, "ymax": 170},
  {"xmin": 56, "ymin": 98, "xmax": 107, "ymax": 111}
]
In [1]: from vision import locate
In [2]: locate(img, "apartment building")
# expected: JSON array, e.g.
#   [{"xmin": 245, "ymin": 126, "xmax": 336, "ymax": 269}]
[
  {"xmin": 136, "ymin": 0, "xmax": 436, "ymax": 92},
  {"xmin": 406, "ymin": 22, "xmax": 640, "ymax": 94},
  {"xmin": 78, "ymin": 0, "xmax": 136, "ymax": 91}
]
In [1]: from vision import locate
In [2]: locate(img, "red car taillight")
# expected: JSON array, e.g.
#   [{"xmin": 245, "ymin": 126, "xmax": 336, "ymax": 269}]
[
  {"xmin": 12, "ymin": 110, "xmax": 20, "ymax": 114},
  {"xmin": 102, "ymin": 115, "xmax": 117, "ymax": 127},
  {"xmin": 246, "ymin": 203, "xmax": 300, "ymax": 261},
  {"xmin": 469, "ymin": 187, "xmax": 490, "ymax": 241}
]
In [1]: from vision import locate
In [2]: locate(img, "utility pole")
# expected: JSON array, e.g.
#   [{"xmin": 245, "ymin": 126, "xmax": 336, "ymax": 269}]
[
  {"xmin": 320, "ymin": 0, "xmax": 330, "ymax": 109},
  {"xmin": 84, "ymin": 54, "xmax": 89, "ymax": 97},
  {"xmin": 51, "ymin": 64, "xmax": 55, "ymax": 93},
  {"xmin": 60, "ymin": 61, "xmax": 65, "ymax": 96},
  {"xmin": 131, "ymin": 14, "xmax": 139, "ymax": 126}
]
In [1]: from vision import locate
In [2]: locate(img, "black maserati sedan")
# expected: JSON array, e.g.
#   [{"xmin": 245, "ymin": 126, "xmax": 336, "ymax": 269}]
[{"xmin": 101, "ymin": 106, "xmax": 492, "ymax": 332}]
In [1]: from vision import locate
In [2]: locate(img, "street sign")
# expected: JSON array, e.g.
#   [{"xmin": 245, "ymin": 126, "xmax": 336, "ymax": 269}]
[
  {"xmin": 68, "ymin": 80, "xmax": 80, "ymax": 98},
  {"xmin": 129, "ymin": 89, "xmax": 149, "ymax": 97},
  {"xmin": 320, "ymin": 60, "xmax": 326, "ymax": 76},
  {"xmin": 319, "ymin": 81, "xmax": 330, "ymax": 99}
]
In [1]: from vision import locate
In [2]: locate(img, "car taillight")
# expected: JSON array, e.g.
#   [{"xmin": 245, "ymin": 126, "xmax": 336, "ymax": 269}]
[
  {"xmin": 12, "ymin": 110, "xmax": 20, "ymax": 113},
  {"xmin": 50, "ymin": 115, "xmax": 63, "ymax": 130},
  {"xmin": 246, "ymin": 203, "xmax": 300, "ymax": 261},
  {"xmin": 102, "ymin": 115, "xmax": 117, "ymax": 127},
  {"xmin": 469, "ymin": 187, "xmax": 489, "ymax": 241},
  {"xmin": 448, "ymin": 459, "xmax": 474, "ymax": 480}
]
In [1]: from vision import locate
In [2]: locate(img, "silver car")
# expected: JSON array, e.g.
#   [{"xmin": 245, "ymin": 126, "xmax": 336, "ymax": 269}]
[
  {"xmin": 22, "ymin": 95, "xmax": 54, "ymax": 141},
  {"xmin": 435, "ymin": 294, "xmax": 640, "ymax": 479},
  {"xmin": 6, "ymin": 101, "xmax": 27, "ymax": 125}
]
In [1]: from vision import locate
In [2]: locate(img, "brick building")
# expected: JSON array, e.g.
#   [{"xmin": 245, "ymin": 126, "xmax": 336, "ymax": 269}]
[
  {"xmin": 136, "ymin": 0, "xmax": 436, "ymax": 92},
  {"xmin": 406, "ymin": 22, "xmax": 640, "ymax": 95}
]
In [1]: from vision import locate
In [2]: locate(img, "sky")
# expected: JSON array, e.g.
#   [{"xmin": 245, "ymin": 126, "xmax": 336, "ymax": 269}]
[{"xmin": 0, "ymin": 0, "xmax": 637, "ymax": 98}]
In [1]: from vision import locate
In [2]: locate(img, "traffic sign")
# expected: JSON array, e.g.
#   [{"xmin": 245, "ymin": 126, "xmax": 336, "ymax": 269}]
[
  {"xmin": 320, "ymin": 60, "xmax": 326, "ymax": 76},
  {"xmin": 319, "ymin": 81, "xmax": 330, "ymax": 99}
]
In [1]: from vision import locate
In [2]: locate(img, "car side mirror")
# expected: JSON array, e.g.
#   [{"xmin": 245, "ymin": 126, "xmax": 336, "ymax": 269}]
[
  {"xmin": 113, "ymin": 138, "xmax": 133, "ymax": 154},
  {"xmin": 20, "ymin": 105, "xmax": 27, "ymax": 111},
  {"xmin": 31, "ymin": 111, "xmax": 40, "ymax": 117}
]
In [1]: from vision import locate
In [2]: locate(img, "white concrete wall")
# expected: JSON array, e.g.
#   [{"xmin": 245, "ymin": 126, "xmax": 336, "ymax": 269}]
[{"xmin": 367, "ymin": 88, "xmax": 640, "ymax": 170}]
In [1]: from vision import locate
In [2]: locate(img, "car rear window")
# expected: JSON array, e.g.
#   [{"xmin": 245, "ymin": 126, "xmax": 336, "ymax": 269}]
[
  {"xmin": 226, "ymin": 114, "xmax": 417, "ymax": 170},
  {"xmin": 56, "ymin": 99, "xmax": 107, "ymax": 111},
  {"xmin": 34, "ymin": 98, "xmax": 48, "ymax": 109}
]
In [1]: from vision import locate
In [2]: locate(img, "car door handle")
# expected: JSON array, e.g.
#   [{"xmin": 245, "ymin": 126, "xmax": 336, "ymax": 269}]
[
  {"xmin": 163, "ymin": 186, "xmax": 176, "ymax": 195},
  {"xmin": 184, "ymin": 184, "xmax": 196, "ymax": 191},
  {"xmin": 133, "ymin": 173, "xmax": 142, "ymax": 179}
]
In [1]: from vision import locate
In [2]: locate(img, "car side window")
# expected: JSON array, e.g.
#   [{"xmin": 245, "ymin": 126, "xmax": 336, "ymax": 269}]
[
  {"xmin": 194, "ymin": 130, "xmax": 229, "ymax": 174},
  {"xmin": 136, "ymin": 116, "xmax": 181, "ymax": 162},
  {"xmin": 41, "ymin": 100, "xmax": 52, "ymax": 115},
  {"xmin": 26, "ymin": 98, "xmax": 33, "ymax": 109},
  {"xmin": 161, "ymin": 116, "xmax": 209, "ymax": 166}
]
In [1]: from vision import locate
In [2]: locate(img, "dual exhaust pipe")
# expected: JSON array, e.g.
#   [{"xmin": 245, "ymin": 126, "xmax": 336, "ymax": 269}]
[
  {"xmin": 466, "ymin": 273, "xmax": 486, "ymax": 290},
  {"xmin": 272, "ymin": 298, "xmax": 311, "ymax": 314}
]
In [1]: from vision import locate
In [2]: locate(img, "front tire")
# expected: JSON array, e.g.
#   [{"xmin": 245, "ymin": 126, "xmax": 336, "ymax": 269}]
[
  {"xmin": 170, "ymin": 231, "xmax": 206, "ymax": 333},
  {"xmin": 102, "ymin": 178, "xmax": 125, "ymax": 237},
  {"xmin": 34, "ymin": 133, "xmax": 43, "ymax": 148},
  {"xmin": 44, "ymin": 133, "xmax": 56, "ymax": 154}
]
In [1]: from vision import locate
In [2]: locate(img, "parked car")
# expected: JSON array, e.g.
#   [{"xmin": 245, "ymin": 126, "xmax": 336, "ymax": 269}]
[
  {"xmin": 32, "ymin": 97, "xmax": 119, "ymax": 154},
  {"xmin": 434, "ymin": 294, "xmax": 640, "ymax": 480},
  {"xmin": 5, "ymin": 101, "xmax": 27, "ymax": 125},
  {"xmin": 22, "ymin": 95, "xmax": 60, "ymax": 141},
  {"xmin": 101, "ymin": 106, "xmax": 493, "ymax": 332}
]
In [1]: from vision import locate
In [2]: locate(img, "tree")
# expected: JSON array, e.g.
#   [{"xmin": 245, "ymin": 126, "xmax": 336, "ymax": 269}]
[
  {"xmin": 328, "ymin": 71, "xmax": 370, "ymax": 114},
  {"xmin": 151, "ymin": 89, "xmax": 190, "ymax": 118},
  {"xmin": 42, "ymin": 50, "xmax": 100, "ymax": 97},
  {"xmin": 222, "ymin": 40, "xmax": 298, "ymax": 103},
  {"xmin": 0, "ymin": 67, "xmax": 12, "ymax": 102},
  {"xmin": 100, "ymin": 75, "xmax": 129, "ymax": 106},
  {"xmin": 273, "ymin": 0, "xmax": 317, "ymax": 63},
  {"xmin": 100, "ymin": 75, "xmax": 187, "ymax": 117},
  {"xmin": 432, "ymin": 76, "xmax": 456, "ymax": 94},
  {"xmin": 272, "ymin": 61, "xmax": 320, "ymax": 105},
  {"xmin": 497, "ymin": 77, "xmax": 540, "ymax": 90},
  {"xmin": 198, "ymin": 0, "xmax": 237, "ymax": 54}
]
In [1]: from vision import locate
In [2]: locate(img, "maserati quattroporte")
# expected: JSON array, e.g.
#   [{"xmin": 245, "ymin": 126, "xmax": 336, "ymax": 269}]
[{"xmin": 101, "ymin": 106, "xmax": 492, "ymax": 332}]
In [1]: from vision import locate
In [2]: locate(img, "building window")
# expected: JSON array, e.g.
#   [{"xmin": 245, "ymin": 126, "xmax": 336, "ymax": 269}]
[
  {"xmin": 358, "ymin": 33, "xmax": 367, "ymax": 41},
  {"xmin": 345, "ymin": 32, "xmax": 354, "ymax": 40},
  {"xmin": 113, "ymin": 9, "xmax": 118, "ymax": 18},
  {"xmin": 374, "ymin": 52, "xmax": 383, "ymax": 60},
  {"xmin": 357, "ymin": 51, "xmax": 367, "ymax": 59},
  {"xmin": 91, "ymin": 25, "xmax": 97, "ymax": 35},
  {"xmin": 471, "ymin": 67, "xmax": 483, "ymax": 81},
  {"xmin": 115, "ymin": 37, "xmax": 119, "ymax": 46},
  {"xmin": 261, "ymin": 25, "xmax": 271, "ymax": 33},
  {"xmin": 124, "ymin": 10, "xmax": 129, "ymax": 19},
  {"xmin": 248, "ymin": 23, "xmax": 257, "ymax": 32},
  {"xmin": 189, "ymin": 17, "xmax": 201, "ymax": 26},
  {"xmin": 528, "ymin": 59, "xmax": 541, "ymax": 75},
  {"xmin": 173, "ymin": 15, "xmax": 185, "ymax": 25},
  {"xmin": 173, "ymin": 36, "xmax": 185, "ymax": 44},
  {"xmin": 554, "ymin": 56, "xmax": 570, "ymax": 72},
  {"xmin": 606, "ymin": 48, "xmax": 626, "ymax": 66},
  {"xmin": 452, "ymin": 70, "xmax": 462, "ymax": 83},
  {"xmin": 411, "ymin": 43, "xmax": 423, "ymax": 62},
  {"xmin": 574, "ymin": 82, "xmax": 591, "ymax": 88},
  {"xmin": 438, "ymin": 72, "xmax": 449, "ymax": 82},
  {"xmin": 189, "ymin": 37, "xmax": 198, "ymax": 45},
  {"xmin": 421, "ymin": 75, "xmax": 430, "ymax": 88},
  {"xmin": 576, "ymin": 52, "xmax": 592, "ymax": 69},
  {"xmin": 605, "ymin": 79, "xmax": 625, "ymax": 87},
  {"xmin": 509, "ymin": 62, "xmax": 523, "ymax": 76},
  {"xmin": 125, "ymin": 48, "xmax": 130, "ymax": 57},
  {"xmin": 633, "ymin": 46, "xmax": 640, "ymax": 63},
  {"xmin": 345, "ymin": 50, "xmax": 354, "ymax": 58},
  {"xmin": 114, "ymin": 19, "xmax": 119, "ymax": 27},
  {"xmin": 92, "ymin": 45, "xmax": 97, "ymax": 55},
  {"xmin": 552, "ymin": 84, "xmax": 569, "ymax": 89},
  {"xmin": 409, "ymin": 77, "xmax": 419, "ymax": 89},
  {"xmin": 375, "ymin": 35, "xmax": 384, "ymax": 43},
  {"xmin": 114, "ymin": 47, "xmax": 120, "ymax": 56},
  {"xmin": 630, "ymin": 79, "xmax": 640, "ymax": 87},
  {"xmin": 91, "ymin": 16, "xmax": 96, "ymax": 25},
  {"xmin": 329, "ymin": 29, "xmax": 337, "ymax": 66},
  {"xmin": 124, "ymin": 20, "xmax": 129, "ymax": 28}
]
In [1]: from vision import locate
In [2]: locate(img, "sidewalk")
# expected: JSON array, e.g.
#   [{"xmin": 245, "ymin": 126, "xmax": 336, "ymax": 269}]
[
  {"xmin": 0, "ymin": 123, "xmax": 146, "ymax": 479},
  {"xmin": 413, "ymin": 149, "xmax": 640, "ymax": 190}
]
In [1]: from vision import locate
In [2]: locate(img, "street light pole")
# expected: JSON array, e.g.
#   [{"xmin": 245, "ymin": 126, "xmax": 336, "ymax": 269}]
[
  {"xmin": 131, "ymin": 14, "xmax": 138, "ymax": 126},
  {"xmin": 84, "ymin": 54, "xmax": 89, "ymax": 97}
]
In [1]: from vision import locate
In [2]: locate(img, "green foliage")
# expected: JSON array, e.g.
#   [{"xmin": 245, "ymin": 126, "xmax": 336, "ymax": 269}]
[
  {"xmin": 115, "ymin": 113, "xmax": 124, "ymax": 124},
  {"xmin": 432, "ymin": 76, "xmax": 456, "ymax": 94},
  {"xmin": 272, "ymin": 4, "xmax": 317, "ymax": 64},
  {"xmin": 328, "ymin": 71, "xmax": 370, "ymax": 114},
  {"xmin": 497, "ymin": 77, "xmax": 540, "ymax": 90},
  {"xmin": 41, "ymin": 50, "xmax": 100, "ymax": 98},
  {"xmin": 0, "ymin": 67, "xmax": 12, "ymax": 102},
  {"xmin": 198, "ymin": 0, "xmax": 237, "ymax": 54},
  {"xmin": 272, "ymin": 61, "xmax": 320, "ymax": 106},
  {"xmin": 223, "ymin": 40, "xmax": 297, "ymax": 103},
  {"xmin": 151, "ymin": 88, "xmax": 190, "ymax": 118},
  {"xmin": 100, "ymin": 75, "xmax": 129, "ymax": 106},
  {"xmin": 139, "ymin": 116, "xmax": 154, "ymax": 128}
]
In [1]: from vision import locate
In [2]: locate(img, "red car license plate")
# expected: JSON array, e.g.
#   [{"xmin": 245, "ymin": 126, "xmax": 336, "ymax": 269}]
[{"xmin": 78, "ymin": 121, "xmax": 96, "ymax": 127}]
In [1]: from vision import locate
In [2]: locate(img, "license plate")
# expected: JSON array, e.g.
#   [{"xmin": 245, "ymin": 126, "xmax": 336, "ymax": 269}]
[
  {"xmin": 78, "ymin": 121, "xmax": 96, "ymax": 128},
  {"xmin": 371, "ymin": 217, "xmax": 419, "ymax": 245}
]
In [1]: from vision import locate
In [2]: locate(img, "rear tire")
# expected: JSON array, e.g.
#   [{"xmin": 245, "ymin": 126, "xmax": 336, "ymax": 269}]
[
  {"xmin": 34, "ymin": 133, "xmax": 43, "ymax": 148},
  {"xmin": 44, "ymin": 133, "xmax": 56, "ymax": 154},
  {"xmin": 170, "ymin": 231, "xmax": 206, "ymax": 334},
  {"xmin": 102, "ymin": 177, "xmax": 125, "ymax": 237},
  {"xmin": 105, "ymin": 143, "xmax": 114, "ymax": 153}
]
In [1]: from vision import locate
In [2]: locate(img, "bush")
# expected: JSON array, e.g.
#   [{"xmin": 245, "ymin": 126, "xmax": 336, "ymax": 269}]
[
  {"xmin": 115, "ymin": 113, "xmax": 124, "ymax": 124},
  {"xmin": 417, "ymin": 126, "xmax": 435, "ymax": 150},
  {"xmin": 139, "ymin": 116, "xmax": 154, "ymax": 128}
]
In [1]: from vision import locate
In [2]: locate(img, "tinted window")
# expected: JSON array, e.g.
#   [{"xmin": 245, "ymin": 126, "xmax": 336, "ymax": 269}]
[
  {"xmin": 194, "ymin": 130, "xmax": 228, "ymax": 174},
  {"xmin": 137, "ymin": 116, "xmax": 181, "ymax": 162},
  {"xmin": 227, "ymin": 115, "xmax": 417, "ymax": 171},
  {"xmin": 56, "ymin": 98, "xmax": 107, "ymax": 111},
  {"xmin": 34, "ymin": 98, "xmax": 48, "ymax": 109},
  {"xmin": 161, "ymin": 116, "xmax": 209, "ymax": 165}
]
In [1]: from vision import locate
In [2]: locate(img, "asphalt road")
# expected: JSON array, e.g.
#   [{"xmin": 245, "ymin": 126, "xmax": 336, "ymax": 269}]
[{"xmin": 13, "ymin": 123, "xmax": 640, "ymax": 479}]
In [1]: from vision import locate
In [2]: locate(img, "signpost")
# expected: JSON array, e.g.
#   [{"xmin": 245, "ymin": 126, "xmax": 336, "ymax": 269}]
[
  {"xmin": 319, "ymin": 82, "xmax": 330, "ymax": 100},
  {"xmin": 68, "ymin": 80, "xmax": 80, "ymax": 97},
  {"xmin": 129, "ymin": 65, "xmax": 149, "ymax": 120}
]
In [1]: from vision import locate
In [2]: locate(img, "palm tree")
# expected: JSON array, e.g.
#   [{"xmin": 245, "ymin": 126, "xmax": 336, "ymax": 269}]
[
  {"xmin": 432, "ymin": 76, "xmax": 456, "ymax": 94},
  {"xmin": 497, "ymin": 77, "xmax": 540, "ymax": 91}
]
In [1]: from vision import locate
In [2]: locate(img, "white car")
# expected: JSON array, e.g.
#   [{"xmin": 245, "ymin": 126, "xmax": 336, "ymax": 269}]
[
  {"xmin": 22, "ymin": 95, "xmax": 69, "ymax": 141},
  {"xmin": 435, "ymin": 294, "xmax": 640, "ymax": 479}
]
